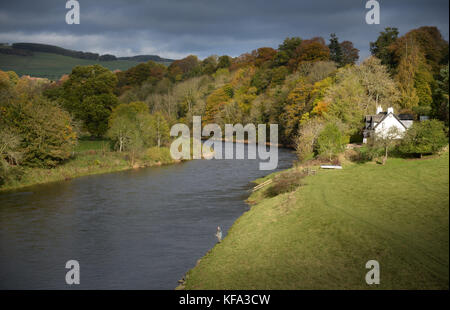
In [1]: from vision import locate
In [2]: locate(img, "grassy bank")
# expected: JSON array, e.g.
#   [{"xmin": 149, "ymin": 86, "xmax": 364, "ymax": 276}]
[
  {"xmin": 183, "ymin": 152, "xmax": 449, "ymax": 289},
  {"xmin": 0, "ymin": 141, "xmax": 177, "ymax": 192}
]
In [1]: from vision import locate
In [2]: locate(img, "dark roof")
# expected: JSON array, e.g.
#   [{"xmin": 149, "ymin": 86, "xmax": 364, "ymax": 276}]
[{"xmin": 397, "ymin": 114, "xmax": 414, "ymax": 120}]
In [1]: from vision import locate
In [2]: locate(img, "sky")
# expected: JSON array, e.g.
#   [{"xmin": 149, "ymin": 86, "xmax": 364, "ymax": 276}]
[{"xmin": 0, "ymin": 0, "xmax": 448, "ymax": 60}]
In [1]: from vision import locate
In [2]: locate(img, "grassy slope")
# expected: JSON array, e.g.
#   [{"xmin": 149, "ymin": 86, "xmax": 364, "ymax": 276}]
[
  {"xmin": 184, "ymin": 153, "xmax": 449, "ymax": 289},
  {"xmin": 0, "ymin": 140, "xmax": 176, "ymax": 192},
  {"xmin": 0, "ymin": 52, "xmax": 142, "ymax": 80}
]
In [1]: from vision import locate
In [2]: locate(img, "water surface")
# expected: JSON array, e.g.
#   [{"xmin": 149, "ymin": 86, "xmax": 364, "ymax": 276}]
[{"xmin": 0, "ymin": 142, "xmax": 295, "ymax": 289}]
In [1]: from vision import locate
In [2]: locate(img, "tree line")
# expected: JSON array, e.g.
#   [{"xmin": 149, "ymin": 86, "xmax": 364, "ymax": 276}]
[{"xmin": 1, "ymin": 26, "xmax": 449, "ymax": 185}]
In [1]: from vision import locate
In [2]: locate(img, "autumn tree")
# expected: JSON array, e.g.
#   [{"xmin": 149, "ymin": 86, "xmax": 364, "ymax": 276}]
[
  {"xmin": 340, "ymin": 41, "xmax": 359, "ymax": 66},
  {"xmin": 168, "ymin": 55, "xmax": 201, "ymax": 81},
  {"xmin": 295, "ymin": 37, "xmax": 330, "ymax": 67}
]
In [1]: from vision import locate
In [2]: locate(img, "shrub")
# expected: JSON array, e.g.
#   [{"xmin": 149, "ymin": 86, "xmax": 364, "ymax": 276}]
[
  {"xmin": 145, "ymin": 147, "xmax": 173, "ymax": 164},
  {"xmin": 1, "ymin": 96, "xmax": 77, "ymax": 168},
  {"xmin": 0, "ymin": 161, "xmax": 24, "ymax": 186},
  {"xmin": 265, "ymin": 170, "xmax": 307, "ymax": 197},
  {"xmin": 399, "ymin": 120, "xmax": 448, "ymax": 157},
  {"xmin": 316, "ymin": 123, "xmax": 348, "ymax": 161}
]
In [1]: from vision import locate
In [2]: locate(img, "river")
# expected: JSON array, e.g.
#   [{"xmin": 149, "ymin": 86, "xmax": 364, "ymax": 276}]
[{"xmin": 0, "ymin": 142, "xmax": 295, "ymax": 289}]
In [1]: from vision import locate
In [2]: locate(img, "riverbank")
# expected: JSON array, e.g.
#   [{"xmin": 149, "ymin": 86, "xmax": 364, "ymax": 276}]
[
  {"xmin": 181, "ymin": 152, "xmax": 449, "ymax": 289},
  {"xmin": 0, "ymin": 146, "xmax": 178, "ymax": 192}
]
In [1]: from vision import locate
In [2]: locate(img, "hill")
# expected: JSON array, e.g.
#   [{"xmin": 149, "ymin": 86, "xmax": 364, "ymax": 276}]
[
  {"xmin": 183, "ymin": 152, "xmax": 449, "ymax": 289},
  {"xmin": 0, "ymin": 43, "xmax": 174, "ymax": 80}
]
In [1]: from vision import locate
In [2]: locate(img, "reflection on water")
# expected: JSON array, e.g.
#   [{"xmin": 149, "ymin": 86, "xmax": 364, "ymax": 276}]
[{"xmin": 0, "ymin": 142, "xmax": 295, "ymax": 289}]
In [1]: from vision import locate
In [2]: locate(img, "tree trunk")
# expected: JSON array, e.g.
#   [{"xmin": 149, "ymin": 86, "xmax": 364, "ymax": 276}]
[{"xmin": 383, "ymin": 147, "xmax": 388, "ymax": 165}]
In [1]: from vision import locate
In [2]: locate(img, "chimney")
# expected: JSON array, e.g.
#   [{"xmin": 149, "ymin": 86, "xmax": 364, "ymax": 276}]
[
  {"xmin": 376, "ymin": 106, "xmax": 383, "ymax": 114},
  {"xmin": 387, "ymin": 107, "xmax": 394, "ymax": 114}
]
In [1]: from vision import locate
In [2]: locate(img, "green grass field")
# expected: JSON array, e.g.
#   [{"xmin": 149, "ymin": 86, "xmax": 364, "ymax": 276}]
[
  {"xmin": 184, "ymin": 153, "xmax": 449, "ymax": 289},
  {"xmin": 0, "ymin": 52, "xmax": 144, "ymax": 80}
]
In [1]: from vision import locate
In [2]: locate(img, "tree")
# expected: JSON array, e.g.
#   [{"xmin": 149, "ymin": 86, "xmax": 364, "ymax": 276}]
[
  {"xmin": 340, "ymin": 41, "xmax": 359, "ymax": 66},
  {"xmin": 168, "ymin": 55, "xmax": 201, "ymax": 81},
  {"xmin": 295, "ymin": 118, "xmax": 324, "ymax": 162},
  {"xmin": 328, "ymin": 33, "xmax": 343, "ymax": 65},
  {"xmin": 357, "ymin": 57, "xmax": 400, "ymax": 110},
  {"xmin": 433, "ymin": 65, "xmax": 449, "ymax": 125},
  {"xmin": 61, "ymin": 65, "xmax": 119, "ymax": 137},
  {"xmin": 370, "ymin": 27, "xmax": 399, "ymax": 69},
  {"xmin": 1, "ymin": 96, "xmax": 77, "ymax": 167},
  {"xmin": 107, "ymin": 101, "xmax": 161, "ymax": 165},
  {"xmin": 201, "ymin": 55, "xmax": 218, "ymax": 75},
  {"xmin": 116, "ymin": 61, "xmax": 167, "ymax": 92},
  {"xmin": 295, "ymin": 38, "xmax": 330, "ymax": 65},
  {"xmin": 399, "ymin": 120, "xmax": 448, "ymax": 158},
  {"xmin": 217, "ymin": 55, "xmax": 232, "ymax": 69},
  {"xmin": 149, "ymin": 112, "xmax": 170, "ymax": 147},
  {"xmin": 368, "ymin": 127, "xmax": 401, "ymax": 165},
  {"xmin": 316, "ymin": 123, "xmax": 348, "ymax": 161},
  {"xmin": 253, "ymin": 47, "xmax": 277, "ymax": 67}
]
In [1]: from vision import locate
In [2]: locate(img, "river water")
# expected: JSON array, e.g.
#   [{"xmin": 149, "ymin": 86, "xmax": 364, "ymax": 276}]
[{"xmin": 0, "ymin": 142, "xmax": 295, "ymax": 289}]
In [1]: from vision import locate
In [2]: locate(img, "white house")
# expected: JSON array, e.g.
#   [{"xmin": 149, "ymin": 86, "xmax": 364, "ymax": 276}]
[{"xmin": 363, "ymin": 106, "xmax": 414, "ymax": 143}]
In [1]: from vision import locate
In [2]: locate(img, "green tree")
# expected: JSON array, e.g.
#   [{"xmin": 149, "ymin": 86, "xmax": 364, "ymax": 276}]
[
  {"xmin": 149, "ymin": 112, "xmax": 170, "ymax": 147},
  {"xmin": 107, "ymin": 102, "xmax": 154, "ymax": 164},
  {"xmin": 1, "ymin": 96, "xmax": 77, "ymax": 167},
  {"xmin": 399, "ymin": 120, "xmax": 448, "ymax": 158},
  {"xmin": 316, "ymin": 123, "xmax": 348, "ymax": 161},
  {"xmin": 217, "ymin": 55, "xmax": 232, "ymax": 69},
  {"xmin": 433, "ymin": 65, "xmax": 449, "ymax": 125},
  {"xmin": 328, "ymin": 33, "xmax": 343, "ymax": 65},
  {"xmin": 368, "ymin": 127, "xmax": 402, "ymax": 165},
  {"xmin": 61, "ymin": 65, "xmax": 119, "ymax": 137},
  {"xmin": 369, "ymin": 27, "xmax": 399, "ymax": 69}
]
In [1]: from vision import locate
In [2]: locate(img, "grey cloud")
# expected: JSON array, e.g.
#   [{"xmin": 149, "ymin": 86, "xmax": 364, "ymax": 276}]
[{"xmin": 0, "ymin": 0, "xmax": 448, "ymax": 59}]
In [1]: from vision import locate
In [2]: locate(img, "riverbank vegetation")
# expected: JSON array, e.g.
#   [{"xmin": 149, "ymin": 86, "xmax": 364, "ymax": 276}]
[
  {"xmin": 182, "ymin": 151, "xmax": 449, "ymax": 289},
  {"xmin": 1, "ymin": 25, "xmax": 448, "ymax": 191}
]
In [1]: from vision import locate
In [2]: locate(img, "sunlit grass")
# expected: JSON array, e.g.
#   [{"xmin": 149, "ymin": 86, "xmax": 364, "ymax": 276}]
[{"xmin": 184, "ymin": 152, "xmax": 449, "ymax": 289}]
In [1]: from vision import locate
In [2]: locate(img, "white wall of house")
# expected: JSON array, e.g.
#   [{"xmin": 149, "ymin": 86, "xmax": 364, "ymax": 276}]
[
  {"xmin": 401, "ymin": 120, "xmax": 413, "ymax": 128},
  {"xmin": 374, "ymin": 113, "xmax": 406, "ymax": 139}
]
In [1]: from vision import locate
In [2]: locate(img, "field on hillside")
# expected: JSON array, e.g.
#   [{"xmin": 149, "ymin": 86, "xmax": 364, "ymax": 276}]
[
  {"xmin": 184, "ymin": 153, "xmax": 449, "ymax": 289},
  {"xmin": 0, "ymin": 52, "xmax": 144, "ymax": 80}
]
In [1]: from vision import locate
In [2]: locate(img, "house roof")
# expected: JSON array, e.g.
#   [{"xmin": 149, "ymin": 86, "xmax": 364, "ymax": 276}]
[
  {"xmin": 397, "ymin": 114, "xmax": 414, "ymax": 120},
  {"xmin": 365, "ymin": 113, "xmax": 386, "ymax": 123},
  {"xmin": 373, "ymin": 112, "xmax": 407, "ymax": 130}
]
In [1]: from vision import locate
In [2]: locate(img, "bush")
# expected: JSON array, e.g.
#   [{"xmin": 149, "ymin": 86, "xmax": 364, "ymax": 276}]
[
  {"xmin": 265, "ymin": 170, "xmax": 307, "ymax": 197},
  {"xmin": 316, "ymin": 123, "xmax": 348, "ymax": 161},
  {"xmin": 0, "ymin": 161, "xmax": 24, "ymax": 186},
  {"xmin": 399, "ymin": 120, "xmax": 448, "ymax": 157},
  {"xmin": 144, "ymin": 147, "xmax": 173, "ymax": 164},
  {"xmin": 1, "ymin": 96, "xmax": 77, "ymax": 168}
]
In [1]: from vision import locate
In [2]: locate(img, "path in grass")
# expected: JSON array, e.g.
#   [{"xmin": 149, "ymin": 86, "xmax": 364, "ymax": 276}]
[{"xmin": 184, "ymin": 153, "xmax": 449, "ymax": 289}]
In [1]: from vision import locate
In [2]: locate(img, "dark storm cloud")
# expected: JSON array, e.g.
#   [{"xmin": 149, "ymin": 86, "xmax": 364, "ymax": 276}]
[{"xmin": 0, "ymin": 0, "xmax": 448, "ymax": 59}]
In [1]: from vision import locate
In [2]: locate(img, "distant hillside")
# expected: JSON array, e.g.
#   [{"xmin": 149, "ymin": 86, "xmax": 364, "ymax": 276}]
[
  {"xmin": 0, "ymin": 43, "xmax": 174, "ymax": 80},
  {"xmin": 118, "ymin": 55, "xmax": 174, "ymax": 63}
]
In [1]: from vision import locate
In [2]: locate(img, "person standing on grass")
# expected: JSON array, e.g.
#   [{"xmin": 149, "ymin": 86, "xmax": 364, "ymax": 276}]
[{"xmin": 215, "ymin": 226, "xmax": 222, "ymax": 243}]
